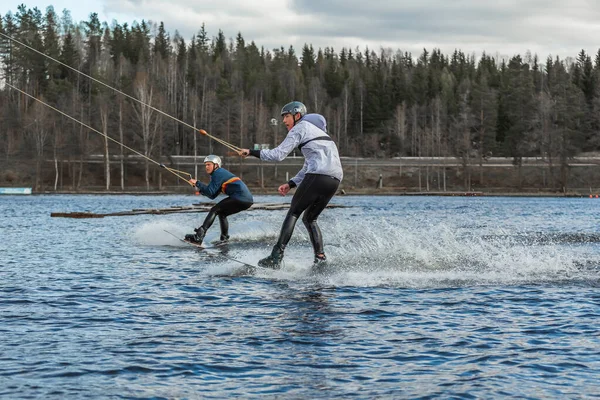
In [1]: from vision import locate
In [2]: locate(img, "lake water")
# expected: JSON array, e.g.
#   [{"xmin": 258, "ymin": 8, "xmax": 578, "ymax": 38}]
[{"xmin": 1, "ymin": 194, "xmax": 599, "ymax": 398}]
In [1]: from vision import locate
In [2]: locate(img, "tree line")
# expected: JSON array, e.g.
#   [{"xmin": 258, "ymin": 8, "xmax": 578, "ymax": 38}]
[{"xmin": 1, "ymin": 5, "xmax": 600, "ymax": 190}]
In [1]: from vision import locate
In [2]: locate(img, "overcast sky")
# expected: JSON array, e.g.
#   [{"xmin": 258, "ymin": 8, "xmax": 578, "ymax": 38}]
[{"xmin": 5, "ymin": 0, "xmax": 600, "ymax": 61}]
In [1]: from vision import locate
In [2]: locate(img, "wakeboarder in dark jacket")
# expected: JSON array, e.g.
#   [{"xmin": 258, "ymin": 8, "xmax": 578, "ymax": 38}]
[{"xmin": 185, "ymin": 155, "xmax": 253, "ymax": 244}]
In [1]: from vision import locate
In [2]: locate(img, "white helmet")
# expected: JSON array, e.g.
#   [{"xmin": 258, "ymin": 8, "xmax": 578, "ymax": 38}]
[{"xmin": 204, "ymin": 155, "xmax": 222, "ymax": 167}]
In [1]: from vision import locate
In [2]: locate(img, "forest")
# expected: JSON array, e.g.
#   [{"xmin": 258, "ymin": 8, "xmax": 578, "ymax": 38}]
[{"xmin": 1, "ymin": 5, "xmax": 600, "ymax": 191}]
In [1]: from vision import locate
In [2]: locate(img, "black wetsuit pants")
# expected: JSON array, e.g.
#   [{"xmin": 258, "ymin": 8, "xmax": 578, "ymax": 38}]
[
  {"xmin": 275, "ymin": 173, "xmax": 340, "ymax": 255},
  {"xmin": 199, "ymin": 197, "xmax": 253, "ymax": 239}
]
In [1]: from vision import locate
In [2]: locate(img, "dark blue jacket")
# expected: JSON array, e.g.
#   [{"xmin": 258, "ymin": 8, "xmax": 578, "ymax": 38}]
[{"xmin": 195, "ymin": 167, "xmax": 253, "ymax": 203}]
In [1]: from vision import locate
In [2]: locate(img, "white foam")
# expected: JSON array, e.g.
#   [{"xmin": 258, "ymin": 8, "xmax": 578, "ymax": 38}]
[
  {"xmin": 130, "ymin": 220, "xmax": 189, "ymax": 246},
  {"xmin": 132, "ymin": 206, "xmax": 595, "ymax": 287},
  {"xmin": 314, "ymin": 213, "xmax": 590, "ymax": 286}
]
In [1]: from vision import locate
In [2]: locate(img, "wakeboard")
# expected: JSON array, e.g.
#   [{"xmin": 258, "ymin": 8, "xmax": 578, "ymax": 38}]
[
  {"xmin": 164, "ymin": 229, "xmax": 207, "ymax": 249},
  {"xmin": 163, "ymin": 229, "xmax": 272, "ymax": 275},
  {"xmin": 204, "ymin": 252, "xmax": 276, "ymax": 277},
  {"xmin": 217, "ymin": 252, "xmax": 274, "ymax": 275}
]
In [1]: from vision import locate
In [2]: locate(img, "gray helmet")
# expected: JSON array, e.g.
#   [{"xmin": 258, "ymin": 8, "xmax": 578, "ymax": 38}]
[
  {"xmin": 204, "ymin": 155, "xmax": 222, "ymax": 167},
  {"xmin": 281, "ymin": 101, "xmax": 307, "ymax": 118}
]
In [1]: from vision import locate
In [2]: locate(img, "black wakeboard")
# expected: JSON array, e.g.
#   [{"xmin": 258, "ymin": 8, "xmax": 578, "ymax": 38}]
[
  {"xmin": 164, "ymin": 229, "xmax": 208, "ymax": 249},
  {"xmin": 163, "ymin": 229, "xmax": 272, "ymax": 275}
]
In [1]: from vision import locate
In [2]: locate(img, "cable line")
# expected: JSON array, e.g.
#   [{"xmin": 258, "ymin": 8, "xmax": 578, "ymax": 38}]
[
  {"xmin": 0, "ymin": 31, "xmax": 243, "ymax": 153},
  {"xmin": 5, "ymin": 82, "xmax": 194, "ymax": 185}
]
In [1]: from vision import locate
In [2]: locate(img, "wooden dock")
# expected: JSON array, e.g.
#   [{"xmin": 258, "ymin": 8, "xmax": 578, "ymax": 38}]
[{"xmin": 50, "ymin": 202, "xmax": 347, "ymax": 218}]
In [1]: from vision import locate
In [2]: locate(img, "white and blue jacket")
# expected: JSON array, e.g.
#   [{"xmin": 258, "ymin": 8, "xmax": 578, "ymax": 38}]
[{"xmin": 254, "ymin": 114, "xmax": 343, "ymax": 186}]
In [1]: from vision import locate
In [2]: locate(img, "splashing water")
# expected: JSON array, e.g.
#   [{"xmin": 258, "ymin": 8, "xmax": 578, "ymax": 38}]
[{"xmin": 124, "ymin": 196, "xmax": 599, "ymax": 288}]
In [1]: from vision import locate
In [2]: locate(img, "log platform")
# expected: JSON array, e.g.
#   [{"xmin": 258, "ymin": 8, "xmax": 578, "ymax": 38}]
[{"xmin": 50, "ymin": 202, "xmax": 347, "ymax": 218}]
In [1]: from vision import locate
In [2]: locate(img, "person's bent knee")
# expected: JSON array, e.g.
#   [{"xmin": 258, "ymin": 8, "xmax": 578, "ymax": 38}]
[
  {"xmin": 288, "ymin": 209, "xmax": 302, "ymax": 219},
  {"xmin": 302, "ymin": 214, "xmax": 316, "ymax": 225}
]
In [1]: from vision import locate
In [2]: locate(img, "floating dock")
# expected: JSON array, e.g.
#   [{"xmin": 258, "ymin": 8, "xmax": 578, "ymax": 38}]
[
  {"xmin": 0, "ymin": 187, "xmax": 32, "ymax": 195},
  {"xmin": 50, "ymin": 202, "xmax": 347, "ymax": 218}
]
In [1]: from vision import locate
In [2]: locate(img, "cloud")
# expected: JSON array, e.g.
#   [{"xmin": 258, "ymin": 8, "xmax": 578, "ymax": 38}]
[{"xmin": 96, "ymin": 0, "xmax": 600, "ymax": 59}]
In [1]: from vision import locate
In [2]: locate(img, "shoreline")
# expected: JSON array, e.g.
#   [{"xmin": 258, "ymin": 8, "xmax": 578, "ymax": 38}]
[{"xmin": 6, "ymin": 188, "xmax": 599, "ymax": 197}]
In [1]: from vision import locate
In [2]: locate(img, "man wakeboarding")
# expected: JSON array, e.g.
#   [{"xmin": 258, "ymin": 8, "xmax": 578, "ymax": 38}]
[
  {"xmin": 239, "ymin": 101, "xmax": 343, "ymax": 269},
  {"xmin": 185, "ymin": 155, "xmax": 254, "ymax": 245}
]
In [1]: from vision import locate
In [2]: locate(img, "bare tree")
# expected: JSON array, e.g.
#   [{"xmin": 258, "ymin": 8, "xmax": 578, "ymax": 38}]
[
  {"xmin": 118, "ymin": 97, "xmax": 125, "ymax": 190},
  {"xmin": 53, "ymin": 120, "xmax": 60, "ymax": 191},
  {"xmin": 132, "ymin": 73, "xmax": 160, "ymax": 190},
  {"xmin": 537, "ymin": 90, "xmax": 554, "ymax": 187},
  {"xmin": 342, "ymin": 83, "xmax": 352, "ymax": 153},
  {"xmin": 452, "ymin": 89, "xmax": 475, "ymax": 191},
  {"xmin": 191, "ymin": 92, "xmax": 199, "ymax": 178},
  {"xmin": 431, "ymin": 97, "xmax": 445, "ymax": 190},
  {"xmin": 308, "ymin": 76, "xmax": 324, "ymax": 113},
  {"xmin": 27, "ymin": 99, "xmax": 51, "ymax": 191},
  {"xmin": 100, "ymin": 101, "xmax": 110, "ymax": 190},
  {"xmin": 394, "ymin": 102, "xmax": 406, "ymax": 153}
]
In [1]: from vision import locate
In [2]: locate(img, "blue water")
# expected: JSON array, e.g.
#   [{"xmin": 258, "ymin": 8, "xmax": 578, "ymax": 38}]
[{"xmin": 1, "ymin": 194, "xmax": 599, "ymax": 399}]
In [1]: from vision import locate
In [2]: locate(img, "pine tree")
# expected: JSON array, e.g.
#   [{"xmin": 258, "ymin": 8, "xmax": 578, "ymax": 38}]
[
  {"xmin": 43, "ymin": 6, "xmax": 61, "ymax": 98},
  {"xmin": 500, "ymin": 55, "xmax": 537, "ymax": 187},
  {"xmin": 548, "ymin": 59, "xmax": 585, "ymax": 189},
  {"xmin": 187, "ymin": 37, "xmax": 198, "ymax": 88},
  {"xmin": 213, "ymin": 29, "xmax": 226, "ymax": 61},
  {"xmin": 470, "ymin": 65, "xmax": 498, "ymax": 181},
  {"xmin": 391, "ymin": 53, "xmax": 411, "ymax": 106},
  {"xmin": 154, "ymin": 21, "xmax": 170, "ymax": 60},
  {"xmin": 300, "ymin": 44, "xmax": 315, "ymax": 79},
  {"xmin": 0, "ymin": 13, "xmax": 18, "ymax": 85},
  {"xmin": 108, "ymin": 23, "xmax": 125, "ymax": 66},
  {"xmin": 324, "ymin": 53, "xmax": 343, "ymax": 98},
  {"xmin": 196, "ymin": 23, "xmax": 209, "ymax": 55}
]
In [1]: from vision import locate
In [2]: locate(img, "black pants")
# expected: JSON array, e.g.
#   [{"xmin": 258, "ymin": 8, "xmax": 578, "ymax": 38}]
[
  {"xmin": 275, "ymin": 173, "xmax": 340, "ymax": 255},
  {"xmin": 200, "ymin": 197, "xmax": 253, "ymax": 238}
]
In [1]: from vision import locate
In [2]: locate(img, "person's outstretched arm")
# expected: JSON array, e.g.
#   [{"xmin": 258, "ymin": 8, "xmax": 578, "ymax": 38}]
[
  {"xmin": 189, "ymin": 178, "xmax": 221, "ymax": 199},
  {"xmin": 239, "ymin": 125, "xmax": 304, "ymax": 161}
]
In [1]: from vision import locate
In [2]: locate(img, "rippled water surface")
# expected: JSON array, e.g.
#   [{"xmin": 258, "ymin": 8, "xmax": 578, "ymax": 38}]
[{"xmin": 1, "ymin": 194, "xmax": 599, "ymax": 398}]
